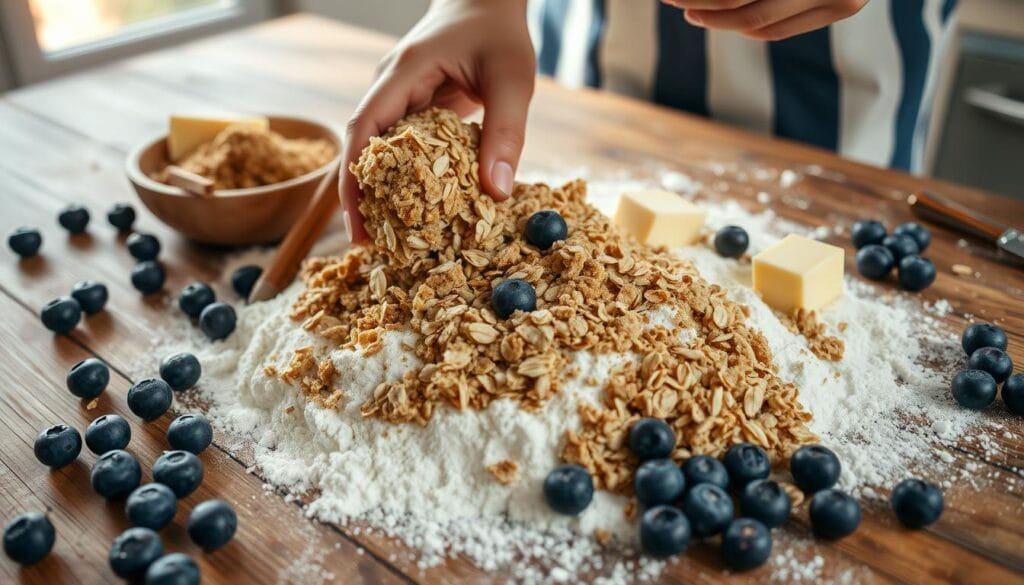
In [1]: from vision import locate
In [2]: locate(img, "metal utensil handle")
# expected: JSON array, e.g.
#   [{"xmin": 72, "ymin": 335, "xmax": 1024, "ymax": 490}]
[
  {"xmin": 907, "ymin": 191, "xmax": 1006, "ymax": 242},
  {"xmin": 965, "ymin": 85, "xmax": 1024, "ymax": 127}
]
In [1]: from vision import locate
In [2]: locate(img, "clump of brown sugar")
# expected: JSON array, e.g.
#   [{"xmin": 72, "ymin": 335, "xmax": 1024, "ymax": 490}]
[
  {"xmin": 285, "ymin": 107, "xmax": 817, "ymax": 495},
  {"xmin": 153, "ymin": 125, "xmax": 335, "ymax": 190}
]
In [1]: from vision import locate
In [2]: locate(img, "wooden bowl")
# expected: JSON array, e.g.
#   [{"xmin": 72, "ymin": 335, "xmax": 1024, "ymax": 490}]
[{"xmin": 126, "ymin": 115, "xmax": 341, "ymax": 246}]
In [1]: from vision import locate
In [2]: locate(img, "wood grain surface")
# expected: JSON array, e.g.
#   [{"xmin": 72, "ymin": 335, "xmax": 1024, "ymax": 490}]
[{"xmin": 1, "ymin": 14, "xmax": 1023, "ymax": 585}]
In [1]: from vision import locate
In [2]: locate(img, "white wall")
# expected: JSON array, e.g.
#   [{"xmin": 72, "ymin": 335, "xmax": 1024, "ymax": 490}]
[{"xmin": 293, "ymin": 0, "xmax": 428, "ymax": 36}]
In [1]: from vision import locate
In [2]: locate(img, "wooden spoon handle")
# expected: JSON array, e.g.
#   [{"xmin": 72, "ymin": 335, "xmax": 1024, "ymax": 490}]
[
  {"xmin": 907, "ymin": 191, "xmax": 1006, "ymax": 242},
  {"xmin": 166, "ymin": 166, "xmax": 215, "ymax": 198},
  {"xmin": 248, "ymin": 162, "xmax": 341, "ymax": 302}
]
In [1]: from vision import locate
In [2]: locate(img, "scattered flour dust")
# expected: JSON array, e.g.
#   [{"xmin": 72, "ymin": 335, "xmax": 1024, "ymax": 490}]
[{"xmin": 141, "ymin": 170, "xmax": 1004, "ymax": 584}]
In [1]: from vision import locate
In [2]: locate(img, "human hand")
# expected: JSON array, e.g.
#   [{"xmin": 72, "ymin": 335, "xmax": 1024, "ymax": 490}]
[
  {"xmin": 340, "ymin": 0, "xmax": 535, "ymax": 243},
  {"xmin": 661, "ymin": 0, "xmax": 868, "ymax": 41}
]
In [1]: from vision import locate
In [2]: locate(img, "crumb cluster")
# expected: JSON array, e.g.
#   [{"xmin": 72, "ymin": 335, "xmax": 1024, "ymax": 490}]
[
  {"xmin": 154, "ymin": 126, "xmax": 335, "ymax": 190},
  {"xmin": 781, "ymin": 309, "xmax": 845, "ymax": 362},
  {"xmin": 284, "ymin": 108, "xmax": 817, "ymax": 493}
]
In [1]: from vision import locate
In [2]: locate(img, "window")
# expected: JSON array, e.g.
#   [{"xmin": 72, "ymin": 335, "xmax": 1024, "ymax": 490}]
[{"xmin": 1, "ymin": 0, "xmax": 275, "ymax": 86}]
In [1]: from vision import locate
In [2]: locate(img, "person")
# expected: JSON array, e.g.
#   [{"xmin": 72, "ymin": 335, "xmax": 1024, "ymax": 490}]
[{"xmin": 340, "ymin": 0, "xmax": 959, "ymax": 243}]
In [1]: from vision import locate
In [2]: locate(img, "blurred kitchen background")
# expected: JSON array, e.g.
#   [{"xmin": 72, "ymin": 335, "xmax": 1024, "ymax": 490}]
[{"xmin": 0, "ymin": 0, "xmax": 1021, "ymax": 199}]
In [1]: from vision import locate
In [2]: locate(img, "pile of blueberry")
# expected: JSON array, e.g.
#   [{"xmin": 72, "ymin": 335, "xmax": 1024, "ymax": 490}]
[
  {"xmin": 950, "ymin": 323, "xmax": 1023, "ymax": 414},
  {"xmin": 543, "ymin": 418, "xmax": 944, "ymax": 569},
  {"xmin": 175, "ymin": 263, "xmax": 260, "ymax": 342},
  {"xmin": 128, "ymin": 231, "xmax": 167, "ymax": 296},
  {"xmin": 490, "ymin": 210, "xmax": 568, "ymax": 319},
  {"xmin": 851, "ymin": 220, "xmax": 936, "ymax": 291},
  {"xmin": 3, "ymin": 352, "xmax": 232, "ymax": 583}
]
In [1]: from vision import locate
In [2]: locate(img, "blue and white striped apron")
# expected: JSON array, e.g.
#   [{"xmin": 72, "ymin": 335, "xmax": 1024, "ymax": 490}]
[{"xmin": 529, "ymin": 0, "xmax": 959, "ymax": 172}]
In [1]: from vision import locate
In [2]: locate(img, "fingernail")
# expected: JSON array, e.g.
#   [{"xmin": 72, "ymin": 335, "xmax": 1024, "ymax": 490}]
[
  {"xmin": 492, "ymin": 161, "xmax": 514, "ymax": 199},
  {"xmin": 343, "ymin": 211, "xmax": 353, "ymax": 243},
  {"xmin": 685, "ymin": 10, "xmax": 703, "ymax": 26}
]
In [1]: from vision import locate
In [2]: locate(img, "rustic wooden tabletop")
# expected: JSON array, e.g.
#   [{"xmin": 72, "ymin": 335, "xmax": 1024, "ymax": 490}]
[{"xmin": 1, "ymin": 14, "xmax": 1022, "ymax": 585}]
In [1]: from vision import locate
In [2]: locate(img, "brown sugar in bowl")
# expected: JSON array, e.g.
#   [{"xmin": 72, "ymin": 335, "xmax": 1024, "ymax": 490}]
[{"xmin": 126, "ymin": 115, "xmax": 341, "ymax": 246}]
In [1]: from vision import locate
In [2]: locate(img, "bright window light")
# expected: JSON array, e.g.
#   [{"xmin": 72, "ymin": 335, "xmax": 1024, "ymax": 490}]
[{"xmin": 28, "ymin": 0, "xmax": 237, "ymax": 52}]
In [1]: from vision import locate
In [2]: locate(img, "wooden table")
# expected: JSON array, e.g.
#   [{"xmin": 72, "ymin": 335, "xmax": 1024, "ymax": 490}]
[{"xmin": 1, "ymin": 14, "xmax": 1022, "ymax": 585}]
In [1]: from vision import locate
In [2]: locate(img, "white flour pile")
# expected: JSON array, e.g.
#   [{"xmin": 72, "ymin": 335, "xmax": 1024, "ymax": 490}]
[{"xmin": 141, "ymin": 171, "xmax": 1007, "ymax": 584}]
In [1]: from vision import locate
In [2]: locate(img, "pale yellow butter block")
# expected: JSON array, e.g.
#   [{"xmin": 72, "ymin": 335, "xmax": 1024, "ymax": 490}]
[
  {"xmin": 167, "ymin": 115, "xmax": 269, "ymax": 161},
  {"xmin": 752, "ymin": 234, "xmax": 844, "ymax": 312},
  {"xmin": 613, "ymin": 190, "xmax": 706, "ymax": 247}
]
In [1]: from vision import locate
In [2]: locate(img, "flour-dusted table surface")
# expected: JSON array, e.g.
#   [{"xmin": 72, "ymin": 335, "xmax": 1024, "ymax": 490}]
[{"xmin": 1, "ymin": 14, "xmax": 1023, "ymax": 585}]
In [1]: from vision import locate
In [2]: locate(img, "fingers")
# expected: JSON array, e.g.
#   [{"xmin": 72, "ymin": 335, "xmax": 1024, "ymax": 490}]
[
  {"xmin": 661, "ymin": 0, "xmax": 758, "ymax": 9},
  {"xmin": 429, "ymin": 80, "xmax": 481, "ymax": 118},
  {"xmin": 478, "ymin": 57, "xmax": 535, "ymax": 201},
  {"xmin": 682, "ymin": 0, "xmax": 866, "ymax": 40},
  {"xmin": 339, "ymin": 59, "xmax": 445, "ymax": 243},
  {"xmin": 685, "ymin": 0, "xmax": 825, "ymax": 31},
  {"xmin": 743, "ymin": 4, "xmax": 862, "ymax": 40}
]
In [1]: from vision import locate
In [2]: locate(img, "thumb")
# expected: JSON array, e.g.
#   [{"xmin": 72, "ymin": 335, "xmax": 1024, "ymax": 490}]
[{"xmin": 478, "ymin": 59, "xmax": 534, "ymax": 201}]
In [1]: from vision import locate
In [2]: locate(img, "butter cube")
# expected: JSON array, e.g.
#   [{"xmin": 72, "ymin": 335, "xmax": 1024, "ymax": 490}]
[
  {"xmin": 168, "ymin": 115, "xmax": 269, "ymax": 161},
  {"xmin": 613, "ymin": 190, "xmax": 706, "ymax": 247},
  {"xmin": 752, "ymin": 234, "xmax": 844, "ymax": 312}
]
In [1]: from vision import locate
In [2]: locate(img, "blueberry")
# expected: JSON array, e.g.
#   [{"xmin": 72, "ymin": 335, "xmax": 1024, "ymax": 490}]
[
  {"xmin": 66, "ymin": 357, "xmax": 109, "ymax": 399},
  {"xmin": 91, "ymin": 449, "xmax": 142, "ymax": 499},
  {"xmin": 850, "ymin": 220, "xmax": 886, "ymax": 249},
  {"xmin": 951, "ymin": 369, "xmax": 997, "ymax": 410},
  {"xmin": 524, "ymin": 210, "xmax": 568, "ymax": 251},
  {"xmin": 109, "ymin": 527, "xmax": 163, "ymax": 579},
  {"xmin": 153, "ymin": 451, "xmax": 204, "ymax": 498},
  {"xmin": 167, "ymin": 414, "xmax": 213, "ymax": 454},
  {"xmin": 8, "ymin": 227, "xmax": 42, "ymax": 257},
  {"xmin": 881, "ymin": 234, "xmax": 919, "ymax": 261},
  {"xmin": 543, "ymin": 464, "xmax": 594, "ymax": 515},
  {"xmin": 809, "ymin": 489, "xmax": 861, "ymax": 540},
  {"xmin": 178, "ymin": 282, "xmax": 216, "ymax": 319},
  {"xmin": 855, "ymin": 244, "xmax": 894, "ymax": 281},
  {"xmin": 893, "ymin": 221, "xmax": 930, "ymax": 252},
  {"xmin": 723, "ymin": 443, "xmax": 770, "ymax": 488},
  {"xmin": 739, "ymin": 480, "xmax": 791, "ymax": 529},
  {"xmin": 961, "ymin": 323, "xmax": 1008, "ymax": 355},
  {"xmin": 897, "ymin": 255, "xmax": 936, "ymax": 291},
  {"xmin": 491, "ymin": 279, "xmax": 536, "ymax": 319},
  {"xmin": 681, "ymin": 455, "xmax": 729, "ymax": 491},
  {"xmin": 127, "ymin": 232, "xmax": 162, "ymax": 261},
  {"xmin": 187, "ymin": 500, "xmax": 237, "ymax": 552},
  {"xmin": 721, "ymin": 518, "xmax": 772, "ymax": 571},
  {"xmin": 132, "ymin": 261, "xmax": 166, "ymax": 295},
  {"xmin": 789, "ymin": 445, "xmax": 841, "ymax": 494},
  {"xmin": 628, "ymin": 418, "xmax": 675, "ymax": 462},
  {"xmin": 33, "ymin": 424, "xmax": 82, "ymax": 468},
  {"xmin": 145, "ymin": 553, "xmax": 200, "ymax": 585},
  {"xmin": 107, "ymin": 203, "xmax": 137, "ymax": 232},
  {"xmin": 713, "ymin": 225, "xmax": 749, "ymax": 258},
  {"xmin": 70, "ymin": 280, "xmax": 108, "ymax": 314},
  {"xmin": 682, "ymin": 483, "xmax": 733, "ymax": 538},
  {"xmin": 890, "ymin": 478, "xmax": 943, "ymax": 529},
  {"xmin": 126, "ymin": 484, "xmax": 178, "ymax": 531},
  {"xmin": 639, "ymin": 505, "xmax": 691, "ymax": 558},
  {"xmin": 85, "ymin": 414, "xmax": 131, "ymax": 455},
  {"xmin": 968, "ymin": 347, "xmax": 1013, "ymax": 383},
  {"xmin": 127, "ymin": 378, "xmax": 173, "ymax": 421},
  {"xmin": 634, "ymin": 459, "xmax": 686, "ymax": 507},
  {"xmin": 40, "ymin": 296, "xmax": 82, "ymax": 334},
  {"xmin": 231, "ymin": 265, "xmax": 263, "ymax": 299},
  {"xmin": 3, "ymin": 512, "xmax": 55, "ymax": 566},
  {"xmin": 199, "ymin": 302, "xmax": 237, "ymax": 341},
  {"xmin": 58, "ymin": 204, "xmax": 90, "ymax": 234},
  {"xmin": 160, "ymin": 352, "xmax": 202, "ymax": 391},
  {"xmin": 1004, "ymin": 374, "xmax": 1024, "ymax": 416}
]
